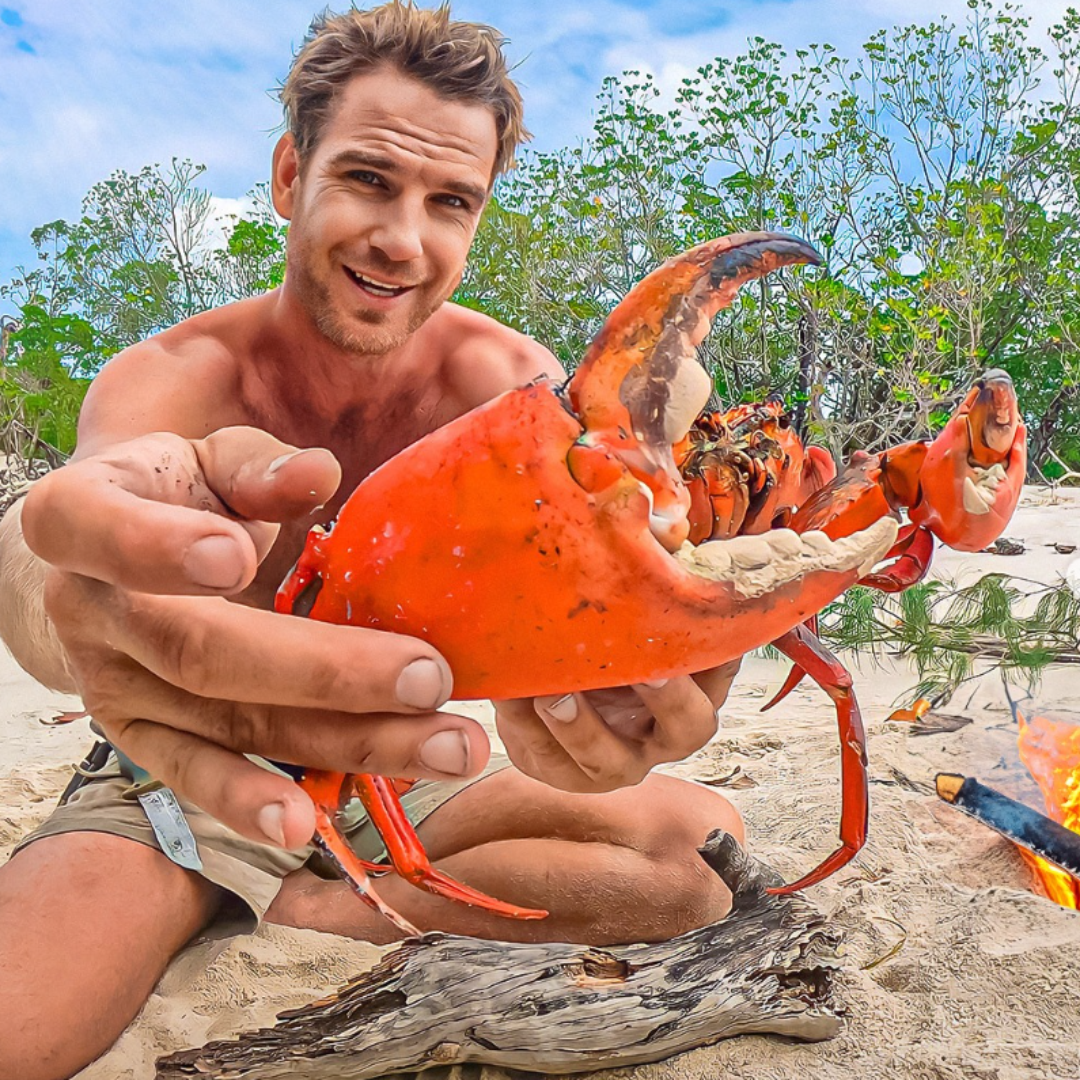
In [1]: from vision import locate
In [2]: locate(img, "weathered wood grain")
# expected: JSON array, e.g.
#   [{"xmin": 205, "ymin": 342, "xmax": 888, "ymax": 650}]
[{"xmin": 156, "ymin": 831, "xmax": 844, "ymax": 1080}]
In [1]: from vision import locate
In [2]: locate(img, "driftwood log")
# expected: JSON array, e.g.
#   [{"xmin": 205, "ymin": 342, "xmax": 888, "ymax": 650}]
[{"xmin": 156, "ymin": 831, "xmax": 845, "ymax": 1080}]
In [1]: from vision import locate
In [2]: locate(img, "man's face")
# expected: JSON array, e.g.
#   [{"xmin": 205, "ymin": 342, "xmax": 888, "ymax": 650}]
[{"xmin": 274, "ymin": 66, "xmax": 498, "ymax": 356}]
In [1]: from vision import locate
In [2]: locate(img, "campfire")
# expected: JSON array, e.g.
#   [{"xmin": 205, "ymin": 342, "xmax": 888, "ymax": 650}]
[
  {"xmin": 933, "ymin": 703, "xmax": 1080, "ymax": 909},
  {"xmin": 1016, "ymin": 707, "xmax": 1080, "ymax": 909}
]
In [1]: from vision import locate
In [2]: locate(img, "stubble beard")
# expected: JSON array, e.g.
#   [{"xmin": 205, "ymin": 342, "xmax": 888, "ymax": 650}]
[{"xmin": 290, "ymin": 252, "xmax": 445, "ymax": 357}]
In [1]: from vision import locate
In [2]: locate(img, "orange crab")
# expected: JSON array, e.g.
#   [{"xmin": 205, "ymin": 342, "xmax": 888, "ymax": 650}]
[{"xmin": 276, "ymin": 233, "xmax": 1026, "ymax": 934}]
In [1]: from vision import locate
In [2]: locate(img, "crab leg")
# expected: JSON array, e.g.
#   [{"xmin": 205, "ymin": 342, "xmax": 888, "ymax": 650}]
[
  {"xmin": 760, "ymin": 613, "xmax": 818, "ymax": 712},
  {"xmin": 349, "ymin": 773, "xmax": 549, "ymax": 919},
  {"xmin": 766, "ymin": 623, "xmax": 868, "ymax": 894},
  {"xmin": 858, "ymin": 523, "xmax": 935, "ymax": 592},
  {"xmin": 298, "ymin": 769, "xmax": 548, "ymax": 926},
  {"xmin": 301, "ymin": 769, "xmax": 420, "ymax": 936}
]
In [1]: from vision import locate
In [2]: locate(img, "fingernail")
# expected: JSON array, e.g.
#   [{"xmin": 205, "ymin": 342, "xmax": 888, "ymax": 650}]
[
  {"xmin": 257, "ymin": 802, "xmax": 288, "ymax": 846},
  {"xmin": 419, "ymin": 729, "xmax": 470, "ymax": 775},
  {"xmin": 396, "ymin": 657, "xmax": 450, "ymax": 710},
  {"xmin": 639, "ymin": 678, "xmax": 669, "ymax": 690},
  {"xmin": 267, "ymin": 450, "xmax": 303, "ymax": 476},
  {"xmin": 183, "ymin": 535, "xmax": 243, "ymax": 589},
  {"xmin": 546, "ymin": 693, "xmax": 578, "ymax": 723}
]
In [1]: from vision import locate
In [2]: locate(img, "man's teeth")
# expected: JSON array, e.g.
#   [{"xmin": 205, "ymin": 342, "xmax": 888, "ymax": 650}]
[
  {"xmin": 348, "ymin": 269, "xmax": 408, "ymax": 296},
  {"xmin": 673, "ymin": 517, "xmax": 900, "ymax": 599},
  {"xmin": 962, "ymin": 463, "xmax": 1006, "ymax": 516}
]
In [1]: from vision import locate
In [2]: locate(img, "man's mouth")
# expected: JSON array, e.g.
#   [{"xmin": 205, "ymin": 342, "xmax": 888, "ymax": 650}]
[{"xmin": 344, "ymin": 267, "xmax": 415, "ymax": 299}]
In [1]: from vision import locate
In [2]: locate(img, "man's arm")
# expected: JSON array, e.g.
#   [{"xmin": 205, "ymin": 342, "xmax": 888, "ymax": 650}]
[
  {"xmin": 7, "ymin": 336, "xmax": 495, "ymax": 849},
  {"xmin": 0, "ymin": 496, "xmax": 76, "ymax": 692},
  {"xmin": 0, "ymin": 334, "xmax": 239, "ymax": 688}
]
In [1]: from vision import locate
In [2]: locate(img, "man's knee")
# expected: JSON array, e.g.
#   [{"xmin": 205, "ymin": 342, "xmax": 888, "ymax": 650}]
[
  {"xmin": 621, "ymin": 773, "xmax": 745, "ymax": 860},
  {"xmin": 606, "ymin": 774, "xmax": 744, "ymax": 936}
]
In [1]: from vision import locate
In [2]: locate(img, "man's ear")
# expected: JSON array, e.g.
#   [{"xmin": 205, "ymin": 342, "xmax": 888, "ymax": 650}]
[{"xmin": 272, "ymin": 133, "xmax": 300, "ymax": 220}]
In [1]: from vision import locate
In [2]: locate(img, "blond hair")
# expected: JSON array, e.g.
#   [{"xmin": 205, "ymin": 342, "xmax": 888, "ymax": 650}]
[{"xmin": 281, "ymin": 2, "xmax": 530, "ymax": 182}]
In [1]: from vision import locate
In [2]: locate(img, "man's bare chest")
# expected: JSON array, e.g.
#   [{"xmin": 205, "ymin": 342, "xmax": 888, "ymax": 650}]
[{"xmin": 233, "ymin": 382, "xmax": 463, "ymax": 609}]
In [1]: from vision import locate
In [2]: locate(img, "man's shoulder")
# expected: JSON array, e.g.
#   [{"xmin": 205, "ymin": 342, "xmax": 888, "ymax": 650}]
[
  {"xmin": 88, "ymin": 315, "xmax": 236, "ymax": 411},
  {"xmin": 76, "ymin": 297, "xmax": 268, "ymax": 452},
  {"xmin": 105, "ymin": 293, "xmax": 261, "ymax": 361},
  {"xmin": 432, "ymin": 303, "xmax": 564, "ymax": 411}
]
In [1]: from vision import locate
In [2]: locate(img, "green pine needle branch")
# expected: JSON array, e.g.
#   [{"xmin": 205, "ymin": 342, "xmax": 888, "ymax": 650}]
[{"xmin": 818, "ymin": 574, "xmax": 1080, "ymax": 704}]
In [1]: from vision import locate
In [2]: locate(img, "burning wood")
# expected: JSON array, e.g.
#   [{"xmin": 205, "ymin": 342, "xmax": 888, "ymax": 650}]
[
  {"xmin": 936, "ymin": 773, "xmax": 1080, "ymax": 888},
  {"xmin": 1017, "ymin": 708, "xmax": 1080, "ymax": 908}
]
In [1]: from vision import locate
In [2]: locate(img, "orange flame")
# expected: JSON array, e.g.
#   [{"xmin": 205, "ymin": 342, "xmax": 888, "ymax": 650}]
[{"xmin": 1016, "ymin": 709, "xmax": 1080, "ymax": 909}]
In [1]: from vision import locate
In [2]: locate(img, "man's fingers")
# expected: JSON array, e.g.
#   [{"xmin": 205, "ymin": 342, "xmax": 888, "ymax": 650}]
[
  {"xmin": 192, "ymin": 427, "xmax": 342, "ymax": 522},
  {"xmin": 495, "ymin": 664, "xmax": 738, "ymax": 794},
  {"xmin": 493, "ymin": 699, "xmax": 592, "ymax": 791},
  {"xmin": 532, "ymin": 692, "xmax": 645, "ymax": 790},
  {"xmin": 96, "ymin": 591, "xmax": 462, "ymax": 714},
  {"xmin": 633, "ymin": 675, "xmax": 722, "ymax": 760},
  {"xmin": 23, "ymin": 428, "xmax": 341, "ymax": 595},
  {"xmin": 110, "ymin": 719, "xmax": 318, "ymax": 849},
  {"xmin": 692, "ymin": 658, "xmax": 742, "ymax": 709},
  {"xmin": 91, "ymin": 656, "xmax": 491, "ymax": 781},
  {"xmin": 27, "ymin": 461, "xmax": 262, "ymax": 595}
]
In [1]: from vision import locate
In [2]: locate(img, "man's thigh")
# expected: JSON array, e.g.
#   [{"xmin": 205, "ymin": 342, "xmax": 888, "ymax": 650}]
[
  {"xmin": 413, "ymin": 767, "xmax": 746, "ymax": 862},
  {"xmin": 0, "ymin": 831, "xmax": 220, "ymax": 1080},
  {"xmin": 13, "ymin": 773, "xmax": 312, "ymax": 936}
]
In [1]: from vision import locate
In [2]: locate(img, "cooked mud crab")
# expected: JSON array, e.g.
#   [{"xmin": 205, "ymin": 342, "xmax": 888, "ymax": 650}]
[{"xmin": 276, "ymin": 233, "xmax": 1027, "ymax": 934}]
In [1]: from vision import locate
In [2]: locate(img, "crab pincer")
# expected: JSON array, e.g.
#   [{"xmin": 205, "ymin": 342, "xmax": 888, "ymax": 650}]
[{"xmin": 277, "ymin": 233, "xmax": 906, "ymax": 928}]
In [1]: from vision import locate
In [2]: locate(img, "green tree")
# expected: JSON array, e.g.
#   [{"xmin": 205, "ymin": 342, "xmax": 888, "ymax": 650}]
[
  {"xmin": 464, "ymin": 1, "xmax": 1077, "ymax": 473},
  {"xmin": 0, "ymin": 161, "xmax": 286, "ymax": 457}
]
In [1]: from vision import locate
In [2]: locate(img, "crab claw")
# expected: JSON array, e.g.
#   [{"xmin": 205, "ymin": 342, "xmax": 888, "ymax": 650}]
[
  {"xmin": 568, "ymin": 233, "xmax": 824, "ymax": 552},
  {"xmin": 911, "ymin": 369, "xmax": 1027, "ymax": 552}
]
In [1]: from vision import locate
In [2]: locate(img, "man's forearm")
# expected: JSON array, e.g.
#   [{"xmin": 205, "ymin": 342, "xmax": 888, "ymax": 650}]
[{"xmin": 0, "ymin": 495, "xmax": 77, "ymax": 692}]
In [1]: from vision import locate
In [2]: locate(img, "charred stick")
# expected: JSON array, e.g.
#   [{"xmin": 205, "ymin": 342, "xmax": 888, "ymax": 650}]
[{"xmin": 936, "ymin": 773, "xmax": 1080, "ymax": 879}]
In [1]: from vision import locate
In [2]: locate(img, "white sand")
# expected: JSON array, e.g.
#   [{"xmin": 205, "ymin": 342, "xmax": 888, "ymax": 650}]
[{"xmin": 3, "ymin": 486, "xmax": 1080, "ymax": 1080}]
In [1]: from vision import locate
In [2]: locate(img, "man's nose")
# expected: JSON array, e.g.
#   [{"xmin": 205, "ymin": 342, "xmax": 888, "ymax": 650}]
[{"xmin": 368, "ymin": 202, "xmax": 424, "ymax": 263}]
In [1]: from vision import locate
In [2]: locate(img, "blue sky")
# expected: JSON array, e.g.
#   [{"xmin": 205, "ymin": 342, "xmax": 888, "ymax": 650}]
[{"xmin": 0, "ymin": 0, "xmax": 1074, "ymax": 288}]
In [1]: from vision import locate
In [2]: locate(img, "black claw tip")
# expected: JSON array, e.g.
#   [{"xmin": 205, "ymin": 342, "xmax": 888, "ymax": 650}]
[{"xmin": 709, "ymin": 235, "xmax": 822, "ymax": 287}]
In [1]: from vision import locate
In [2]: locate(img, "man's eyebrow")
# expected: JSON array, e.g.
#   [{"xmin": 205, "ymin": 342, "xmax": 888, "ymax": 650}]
[
  {"xmin": 326, "ymin": 149, "xmax": 487, "ymax": 204},
  {"xmin": 327, "ymin": 149, "xmax": 397, "ymax": 173}
]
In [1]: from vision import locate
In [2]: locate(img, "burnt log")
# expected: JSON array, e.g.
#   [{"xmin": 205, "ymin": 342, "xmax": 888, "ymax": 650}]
[
  {"xmin": 156, "ymin": 831, "xmax": 845, "ymax": 1080},
  {"xmin": 936, "ymin": 772, "xmax": 1080, "ymax": 878}
]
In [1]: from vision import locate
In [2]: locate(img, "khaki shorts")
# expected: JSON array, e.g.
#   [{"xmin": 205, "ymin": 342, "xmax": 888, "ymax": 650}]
[{"xmin": 13, "ymin": 750, "xmax": 511, "ymax": 938}]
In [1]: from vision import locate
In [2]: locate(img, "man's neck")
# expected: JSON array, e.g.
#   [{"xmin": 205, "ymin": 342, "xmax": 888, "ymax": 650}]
[{"xmin": 255, "ymin": 285, "xmax": 429, "ymax": 423}]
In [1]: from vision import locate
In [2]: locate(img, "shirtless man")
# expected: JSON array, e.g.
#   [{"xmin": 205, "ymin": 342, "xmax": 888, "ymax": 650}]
[{"xmin": 0, "ymin": 6, "xmax": 742, "ymax": 1078}]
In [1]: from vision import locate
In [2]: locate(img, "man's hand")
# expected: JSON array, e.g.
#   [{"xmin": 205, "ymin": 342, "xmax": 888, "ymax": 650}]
[
  {"xmin": 21, "ymin": 427, "xmax": 491, "ymax": 849},
  {"xmin": 492, "ymin": 660, "xmax": 740, "ymax": 793}
]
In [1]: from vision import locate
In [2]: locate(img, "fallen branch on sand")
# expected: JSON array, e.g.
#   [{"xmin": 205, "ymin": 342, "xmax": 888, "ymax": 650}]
[{"xmin": 156, "ymin": 831, "xmax": 845, "ymax": 1080}]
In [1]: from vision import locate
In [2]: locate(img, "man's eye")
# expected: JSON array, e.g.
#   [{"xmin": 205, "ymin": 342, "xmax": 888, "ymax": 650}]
[
  {"xmin": 349, "ymin": 171, "xmax": 381, "ymax": 185},
  {"xmin": 439, "ymin": 195, "xmax": 468, "ymax": 210}
]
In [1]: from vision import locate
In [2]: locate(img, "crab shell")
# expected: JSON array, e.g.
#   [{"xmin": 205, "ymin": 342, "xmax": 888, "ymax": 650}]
[{"xmin": 286, "ymin": 377, "xmax": 897, "ymax": 699}]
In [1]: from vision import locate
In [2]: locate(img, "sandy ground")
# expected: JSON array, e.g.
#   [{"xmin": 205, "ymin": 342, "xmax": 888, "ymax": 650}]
[{"xmin": 3, "ymin": 485, "xmax": 1080, "ymax": 1080}]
